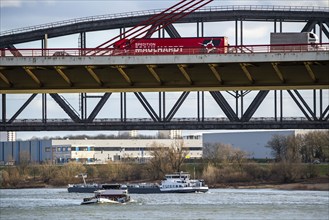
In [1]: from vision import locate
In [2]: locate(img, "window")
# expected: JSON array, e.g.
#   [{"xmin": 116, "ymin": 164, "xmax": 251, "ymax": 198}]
[
  {"xmin": 45, "ymin": 147, "xmax": 51, "ymax": 152},
  {"xmin": 94, "ymin": 147, "xmax": 122, "ymax": 151}
]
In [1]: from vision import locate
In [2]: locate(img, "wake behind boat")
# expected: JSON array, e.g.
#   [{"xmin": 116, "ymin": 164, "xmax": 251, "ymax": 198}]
[{"xmin": 81, "ymin": 184, "xmax": 130, "ymax": 205}]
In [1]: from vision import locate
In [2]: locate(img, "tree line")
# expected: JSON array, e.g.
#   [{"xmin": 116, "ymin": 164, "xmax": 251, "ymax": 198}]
[{"xmin": 266, "ymin": 131, "xmax": 328, "ymax": 163}]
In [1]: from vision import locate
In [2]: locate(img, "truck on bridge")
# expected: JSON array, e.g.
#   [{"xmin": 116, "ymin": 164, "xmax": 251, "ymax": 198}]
[
  {"xmin": 111, "ymin": 32, "xmax": 319, "ymax": 55},
  {"xmin": 270, "ymin": 32, "xmax": 319, "ymax": 52},
  {"xmin": 113, "ymin": 37, "xmax": 228, "ymax": 55}
]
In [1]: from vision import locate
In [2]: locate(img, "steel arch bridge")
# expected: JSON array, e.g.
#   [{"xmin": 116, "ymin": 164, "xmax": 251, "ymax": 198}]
[
  {"xmin": 1, "ymin": 5, "xmax": 329, "ymax": 47},
  {"xmin": 0, "ymin": 5, "xmax": 329, "ymax": 131}
]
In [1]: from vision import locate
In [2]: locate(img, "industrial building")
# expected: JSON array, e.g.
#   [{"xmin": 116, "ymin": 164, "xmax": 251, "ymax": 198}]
[
  {"xmin": 202, "ymin": 130, "xmax": 296, "ymax": 159},
  {"xmin": 0, "ymin": 130, "xmax": 314, "ymax": 165},
  {"xmin": 0, "ymin": 140, "xmax": 53, "ymax": 165},
  {"xmin": 0, "ymin": 137, "xmax": 202, "ymax": 165}
]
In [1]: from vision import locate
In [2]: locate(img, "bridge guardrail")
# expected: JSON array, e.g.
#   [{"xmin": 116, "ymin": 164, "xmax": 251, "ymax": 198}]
[{"xmin": 1, "ymin": 43, "xmax": 328, "ymax": 57}]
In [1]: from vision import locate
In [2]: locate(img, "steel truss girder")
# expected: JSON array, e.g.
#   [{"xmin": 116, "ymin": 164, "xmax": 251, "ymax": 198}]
[
  {"xmin": 301, "ymin": 20, "xmax": 329, "ymax": 40},
  {"xmin": 1, "ymin": 90, "xmax": 328, "ymax": 131},
  {"xmin": 301, "ymin": 20, "xmax": 318, "ymax": 32},
  {"xmin": 166, "ymin": 92, "xmax": 190, "ymax": 122},
  {"xmin": 321, "ymin": 106, "xmax": 329, "ymax": 121},
  {"xmin": 6, "ymin": 44, "xmax": 22, "ymax": 57},
  {"xmin": 87, "ymin": 93, "xmax": 112, "ymax": 122},
  {"xmin": 287, "ymin": 90, "xmax": 317, "ymax": 121},
  {"xmin": 8, "ymin": 94, "xmax": 37, "ymax": 123},
  {"xmin": 241, "ymin": 90, "xmax": 270, "ymax": 122},
  {"xmin": 49, "ymin": 94, "xmax": 81, "ymax": 122},
  {"xmin": 209, "ymin": 91, "xmax": 239, "ymax": 121},
  {"xmin": 164, "ymin": 24, "xmax": 181, "ymax": 38},
  {"xmin": 134, "ymin": 92, "xmax": 159, "ymax": 122}
]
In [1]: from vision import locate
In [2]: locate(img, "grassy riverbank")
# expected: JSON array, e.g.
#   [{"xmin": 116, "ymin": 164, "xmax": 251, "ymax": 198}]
[{"xmin": 1, "ymin": 162, "xmax": 328, "ymax": 191}]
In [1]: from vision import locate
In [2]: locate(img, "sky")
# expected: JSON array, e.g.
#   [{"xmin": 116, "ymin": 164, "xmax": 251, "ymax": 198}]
[{"xmin": 0, "ymin": 0, "xmax": 328, "ymax": 140}]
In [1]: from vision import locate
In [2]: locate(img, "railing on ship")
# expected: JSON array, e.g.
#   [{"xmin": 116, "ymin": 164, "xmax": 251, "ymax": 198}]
[
  {"xmin": 1, "ymin": 43, "xmax": 328, "ymax": 57},
  {"xmin": 1, "ymin": 5, "xmax": 328, "ymax": 36}
]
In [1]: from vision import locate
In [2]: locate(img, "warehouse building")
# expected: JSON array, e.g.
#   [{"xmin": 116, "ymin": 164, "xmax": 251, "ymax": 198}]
[
  {"xmin": 0, "ymin": 140, "xmax": 53, "ymax": 165},
  {"xmin": 202, "ymin": 130, "xmax": 296, "ymax": 159},
  {"xmin": 0, "ymin": 138, "xmax": 202, "ymax": 165}
]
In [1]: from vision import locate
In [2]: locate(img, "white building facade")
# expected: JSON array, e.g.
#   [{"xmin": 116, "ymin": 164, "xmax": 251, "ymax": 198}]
[{"xmin": 52, "ymin": 138, "xmax": 202, "ymax": 164}]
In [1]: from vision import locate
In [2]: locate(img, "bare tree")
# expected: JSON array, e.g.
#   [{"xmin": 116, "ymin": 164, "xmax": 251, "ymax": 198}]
[
  {"xmin": 265, "ymin": 135, "xmax": 288, "ymax": 162},
  {"xmin": 148, "ymin": 143, "xmax": 169, "ymax": 179},
  {"xmin": 167, "ymin": 140, "xmax": 188, "ymax": 172},
  {"xmin": 285, "ymin": 135, "xmax": 301, "ymax": 163},
  {"xmin": 147, "ymin": 141, "xmax": 189, "ymax": 179},
  {"xmin": 268, "ymin": 131, "xmax": 329, "ymax": 163},
  {"xmin": 300, "ymin": 131, "xmax": 329, "ymax": 163},
  {"xmin": 203, "ymin": 143, "xmax": 221, "ymax": 166},
  {"xmin": 203, "ymin": 143, "xmax": 247, "ymax": 167}
]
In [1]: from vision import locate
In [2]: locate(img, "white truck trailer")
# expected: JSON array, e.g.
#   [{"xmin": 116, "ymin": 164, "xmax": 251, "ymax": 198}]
[{"xmin": 270, "ymin": 32, "xmax": 319, "ymax": 52}]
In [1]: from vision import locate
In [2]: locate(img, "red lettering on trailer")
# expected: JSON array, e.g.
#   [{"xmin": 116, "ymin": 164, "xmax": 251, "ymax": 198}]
[{"xmin": 113, "ymin": 37, "xmax": 228, "ymax": 55}]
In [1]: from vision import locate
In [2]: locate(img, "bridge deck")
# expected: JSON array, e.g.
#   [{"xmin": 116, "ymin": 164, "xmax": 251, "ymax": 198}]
[{"xmin": 1, "ymin": 47, "xmax": 328, "ymax": 93}]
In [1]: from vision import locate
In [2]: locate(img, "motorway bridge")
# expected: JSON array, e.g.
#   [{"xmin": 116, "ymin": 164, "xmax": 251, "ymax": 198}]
[{"xmin": 0, "ymin": 5, "xmax": 328, "ymax": 131}]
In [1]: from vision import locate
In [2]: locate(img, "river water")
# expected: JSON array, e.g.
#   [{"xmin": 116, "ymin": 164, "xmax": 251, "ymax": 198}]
[{"xmin": 0, "ymin": 188, "xmax": 328, "ymax": 220}]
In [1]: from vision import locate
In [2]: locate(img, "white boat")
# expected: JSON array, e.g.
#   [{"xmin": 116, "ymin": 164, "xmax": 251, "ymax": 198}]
[
  {"xmin": 81, "ymin": 184, "xmax": 130, "ymax": 205},
  {"xmin": 159, "ymin": 172, "xmax": 209, "ymax": 193}
]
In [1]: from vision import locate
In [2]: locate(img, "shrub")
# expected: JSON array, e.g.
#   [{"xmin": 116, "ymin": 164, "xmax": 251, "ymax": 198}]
[
  {"xmin": 202, "ymin": 164, "xmax": 218, "ymax": 184},
  {"xmin": 243, "ymin": 163, "xmax": 271, "ymax": 180},
  {"xmin": 302, "ymin": 164, "xmax": 319, "ymax": 179},
  {"xmin": 2, "ymin": 167, "xmax": 21, "ymax": 187},
  {"xmin": 270, "ymin": 162, "xmax": 303, "ymax": 183}
]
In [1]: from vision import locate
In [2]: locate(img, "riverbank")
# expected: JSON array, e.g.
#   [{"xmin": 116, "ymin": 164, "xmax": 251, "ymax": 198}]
[{"xmin": 209, "ymin": 177, "xmax": 329, "ymax": 191}]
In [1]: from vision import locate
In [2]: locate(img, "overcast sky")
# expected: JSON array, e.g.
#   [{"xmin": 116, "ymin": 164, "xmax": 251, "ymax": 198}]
[{"xmin": 0, "ymin": 0, "xmax": 328, "ymax": 140}]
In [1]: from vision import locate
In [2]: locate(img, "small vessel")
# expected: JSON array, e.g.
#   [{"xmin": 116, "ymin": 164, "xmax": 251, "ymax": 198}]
[
  {"xmin": 67, "ymin": 173, "xmax": 102, "ymax": 193},
  {"xmin": 81, "ymin": 184, "xmax": 130, "ymax": 205},
  {"xmin": 127, "ymin": 171, "xmax": 208, "ymax": 194}
]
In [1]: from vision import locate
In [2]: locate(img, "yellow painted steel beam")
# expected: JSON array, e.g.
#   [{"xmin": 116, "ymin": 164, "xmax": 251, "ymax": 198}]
[
  {"xmin": 271, "ymin": 63, "xmax": 285, "ymax": 83},
  {"xmin": 2, "ymin": 84, "xmax": 329, "ymax": 94},
  {"xmin": 240, "ymin": 63, "xmax": 254, "ymax": 83},
  {"xmin": 85, "ymin": 66, "xmax": 103, "ymax": 86},
  {"xmin": 146, "ymin": 65, "xmax": 162, "ymax": 84},
  {"xmin": 177, "ymin": 64, "xmax": 192, "ymax": 84},
  {"xmin": 0, "ymin": 71, "xmax": 12, "ymax": 87},
  {"xmin": 23, "ymin": 67, "xmax": 42, "ymax": 87},
  {"xmin": 304, "ymin": 62, "xmax": 317, "ymax": 82},
  {"xmin": 54, "ymin": 66, "xmax": 72, "ymax": 86},
  {"xmin": 208, "ymin": 64, "xmax": 222, "ymax": 84},
  {"xmin": 116, "ymin": 66, "xmax": 132, "ymax": 85}
]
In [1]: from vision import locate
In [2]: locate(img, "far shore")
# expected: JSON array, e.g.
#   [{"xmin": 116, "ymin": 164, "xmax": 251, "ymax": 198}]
[{"xmin": 209, "ymin": 177, "xmax": 329, "ymax": 191}]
